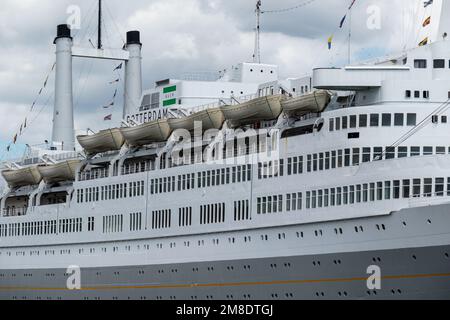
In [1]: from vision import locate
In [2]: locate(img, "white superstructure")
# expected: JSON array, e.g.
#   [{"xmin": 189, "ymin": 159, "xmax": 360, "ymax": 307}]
[{"xmin": 1, "ymin": 0, "xmax": 450, "ymax": 300}]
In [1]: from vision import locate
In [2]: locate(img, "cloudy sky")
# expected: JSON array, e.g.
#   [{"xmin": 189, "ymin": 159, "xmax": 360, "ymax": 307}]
[{"xmin": 0, "ymin": 0, "xmax": 423, "ymax": 159}]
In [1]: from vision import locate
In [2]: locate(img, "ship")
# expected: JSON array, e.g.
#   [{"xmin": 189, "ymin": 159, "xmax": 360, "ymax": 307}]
[{"xmin": 1, "ymin": 0, "xmax": 450, "ymax": 300}]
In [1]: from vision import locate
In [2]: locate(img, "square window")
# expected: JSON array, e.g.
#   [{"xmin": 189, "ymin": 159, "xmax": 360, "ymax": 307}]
[
  {"xmin": 342, "ymin": 116, "xmax": 348, "ymax": 129},
  {"xmin": 433, "ymin": 59, "xmax": 445, "ymax": 68},
  {"xmin": 414, "ymin": 91, "xmax": 420, "ymax": 98},
  {"xmin": 407, "ymin": 113, "xmax": 416, "ymax": 126},
  {"xmin": 442, "ymin": 116, "xmax": 448, "ymax": 123},
  {"xmin": 382, "ymin": 114, "xmax": 391, "ymax": 126},
  {"xmin": 359, "ymin": 115, "xmax": 367, "ymax": 127},
  {"xmin": 405, "ymin": 90, "xmax": 411, "ymax": 98},
  {"xmin": 370, "ymin": 114, "xmax": 379, "ymax": 127},
  {"xmin": 394, "ymin": 113, "xmax": 404, "ymax": 126},
  {"xmin": 350, "ymin": 115, "xmax": 357, "ymax": 128},
  {"xmin": 414, "ymin": 59, "xmax": 427, "ymax": 68}
]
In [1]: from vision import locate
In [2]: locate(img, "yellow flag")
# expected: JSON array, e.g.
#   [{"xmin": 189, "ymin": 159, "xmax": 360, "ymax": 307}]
[{"xmin": 419, "ymin": 37, "xmax": 428, "ymax": 46}]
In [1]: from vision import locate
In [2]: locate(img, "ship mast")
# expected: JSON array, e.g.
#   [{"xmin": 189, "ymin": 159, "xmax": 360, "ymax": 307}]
[
  {"xmin": 253, "ymin": 0, "xmax": 262, "ymax": 64},
  {"xmin": 97, "ymin": 0, "xmax": 102, "ymax": 49}
]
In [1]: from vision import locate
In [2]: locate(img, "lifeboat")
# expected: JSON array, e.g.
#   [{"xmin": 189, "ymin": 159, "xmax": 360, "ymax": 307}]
[
  {"xmin": 38, "ymin": 159, "xmax": 81, "ymax": 184},
  {"xmin": 220, "ymin": 94, "xmax": 284, "ymax": 127},
  {"xmin": 77, "ymin": 128, "xmax": 125, "ymax": 155},
  {"xmin": 281, "ymin": 90, "xmax": 331, "ymax": 116},
  {"xmin": 1, "ymin": 166, "xmax": 42, "ymax": 188},
  {"xmin": 168, "ymin": 107, "xmax": 225, "ymax": 132},
  {"xmin": 120, "ymin": 119, "xmax": 172, "ymax": 147}
]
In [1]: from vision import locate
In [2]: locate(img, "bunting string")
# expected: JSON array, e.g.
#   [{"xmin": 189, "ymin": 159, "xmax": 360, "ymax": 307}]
[
  {"xmin": 102, "ymin": 63, "xmax": 123, "ymax": 121},
  {"xmin": 262, "ymin": 0, "xmax": 318, "ymax": 14},
  {"xmin": 5, "ymin": 62, "xmax": 56, "ymax": 153},
  {"xmin": 327, "ymin": 0, "xmax": 357, "ymax": 51}
]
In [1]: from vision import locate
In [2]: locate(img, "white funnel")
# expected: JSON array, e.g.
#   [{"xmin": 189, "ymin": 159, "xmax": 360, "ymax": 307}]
[
  {"xmin": 123, "ymin": 31, "xmax": 143, "ymax": 118},
  {"xmin": 52, "ymin": 24, "xmax": 75, "ymax": 151}
]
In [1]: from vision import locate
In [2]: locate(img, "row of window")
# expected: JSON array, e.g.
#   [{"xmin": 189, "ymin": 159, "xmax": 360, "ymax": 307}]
[
  {"xmin": 405, "ymin": 90, "xmax": 430, "ymax": 99},
  {"xmin": 234, "ymin": 200, "xmax": 251, "ymax": 221},
  {"xmin": 200, "ymin": 203, "xmax": 226, "ymax": 225},
  {"xmin": 305, "ymin": 177, "xmax": 449, "ymax": 209},
  {"xmin": 179, "ymin": 207, "xmax": 193, "ymax": 227},
  {"xmin": 414, "ymin": 59, "xmax": 450, "ymax": 69},
  {"xmin": 330, "ymin": 113, "xmax": 417, "ymax": 132},
  {"xmin": 59, "ymin": 218, "xmax": 82, "ymax": 234},
  {"xmin": 258, "ymin": 156, "xmax": 303, "ymax": 179},
  {"xmin": 77, "ymin": 181, "xmax": 145, "ymax": 204},
  {"xmin": 130, "ymin": 213, "xmax": 143, "ymax": 232},
  {"xmin": 306, "ymin": 146, "xmax": 450, "ymax": 173},
  {"xmin": 102, "ymin": 215, "xmax": 124, "ymax": 234},
  {"xmin": 152, "ymin": 210, "xmax": 172, "ymax": 230},
  {"xmin": 150, "ymin": 165, "xmax": 253, "ymax": 195},
  {"xmin": 257, "ymin": 195, "xmax": 284, "ymax": 215}
]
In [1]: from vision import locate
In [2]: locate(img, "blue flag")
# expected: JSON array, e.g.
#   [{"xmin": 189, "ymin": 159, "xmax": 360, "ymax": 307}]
[
  {"xmin": 340, "ymin": 15, "xmax": 347, "ymax": 28},
  {"xmin": 424, "ymin": 0, "xmax": 433, "ymax": 8}
]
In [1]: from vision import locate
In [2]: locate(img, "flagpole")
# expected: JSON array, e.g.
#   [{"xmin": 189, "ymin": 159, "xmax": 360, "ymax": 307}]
[{"xmin": 348, "ymin": 7, "xmax": 352, "ymax": 65}]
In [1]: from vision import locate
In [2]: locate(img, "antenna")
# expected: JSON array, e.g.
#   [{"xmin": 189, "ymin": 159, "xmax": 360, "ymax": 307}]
[
  {"xmin": 98, "ymin": 0, "xmax": 102, "ymax": 49},
  {"xmin": 253, "ymin": 0, "xmax": 262, "ymax": 64}
]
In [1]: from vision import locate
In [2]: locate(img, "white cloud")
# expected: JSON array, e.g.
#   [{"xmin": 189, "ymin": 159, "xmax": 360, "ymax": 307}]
[{"xmin": 0, "ymin": 0, "xmax": 421, "ymax": 155}]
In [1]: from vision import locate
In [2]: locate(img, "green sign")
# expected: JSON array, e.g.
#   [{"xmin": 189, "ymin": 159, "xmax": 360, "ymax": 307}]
[
  {"xmin": 163, "ymin": 85, "xmax": 177, "ymax": 94},
  {"xmin": 163, "ymin": 98, "xmax": 177, "ymax": 107}
]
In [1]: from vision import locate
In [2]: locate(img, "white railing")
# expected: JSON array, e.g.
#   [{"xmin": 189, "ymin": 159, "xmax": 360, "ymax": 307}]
[
  {"xmin": 3, "ymin": 207, "xmax": 28, "ymax": 217},
  {"xmin": 121, "ymin": 160, "xmax": 156, "ymax": 176},
  {"xmin": 78, "ymin": 168, "xmax": 109, "ymax": 181},
  {"xmin": 189, "ymin": 93, "xmax": 259, "ymax": 114}
]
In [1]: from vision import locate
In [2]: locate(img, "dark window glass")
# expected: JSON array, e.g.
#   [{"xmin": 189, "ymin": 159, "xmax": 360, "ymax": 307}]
[
  {"xmin": 350, "ymin": 115, "xmax": 357, "ymax": 128},
  {"xmin": 423, "ymin": 91, "xmax": 429, "ymax": 99},
  {"xmin": 394, "ymin": 113, "xmax": 404, "ymax": 126},
  {"xmin": 352, "ymin": 148, "xmax": 360, "ymax": 166},
  {"xmin": 414, "ymin": 91, "xmax": 420, "ymax": 98},
  {"xmin": 359, "ymin": 115, "xmax": 367, "ymax": 127},
  {"xmin": 436, "ymin": 146, "xmax": 446, "ymax": 155},
  {"xmin": 407, "ymin": 113, "xmax": 416, "ymax": 126},
  {"xmin": 370, "ymin": 114, "xmax": 379, "ymax": 127},
  {"xmin": 342, "ymin": 116, "xmax": 348, "ymax": 129},
  {"xmin": 442, "ymin": 116, "xmax": 447, "ymax": 123},
  {"xmin": 405, "ymin": 90, "xmax": 411, "ymax": 98},
  {"xmin": 386, "ymin": 147, "xmax": 395, "ymax": 159},
  {"xmin": 398, "ymin": 147, "xmax": 408, "ymax": 158},
  {"xmin": 362, "ymin": 148, "xmax": 371, "ymax": 163},
  {"xmin": 373, "ymin": 147, "xmax": 383, "ymax": 160},
  {"xmin": 433, "ymin": 59, "xmax": 445, "ymax": 68},
  {"xmin": 382, "ymin": 114, "xmax": 391, "ymax": 126},
  {"xmin": 423, "ymin": 146, "xmax": 433, "ymax": 155},
  {"xmin": 329, "ymin": 119, "xmax": 334, "ymax": 132},
  {"xmin": 410, "ymin": 147, "xmax": 420, "ymax": 157},
  {"xmin": 344, "ymin": 149, "xmax": 351, "ymax": 167},
  {"xmin": 335, "ymin": 117, "xmax": 341, "ymax": 131},
  {"xmin": 414, "ymin": 59, "xmax": 427, "ymax": 68}
]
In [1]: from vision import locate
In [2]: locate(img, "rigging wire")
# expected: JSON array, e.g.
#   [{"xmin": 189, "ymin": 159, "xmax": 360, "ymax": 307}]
[
  {"xmin": 103, "ymin": 1, "xmax": 126, "ymax": 45},
  {"xmin": 262, "ymin": 0, "xmax": 318, "ymax": 14},
  {"xmin": 376, "ymin": 98, "xmax": 450, "ymax": 160}
]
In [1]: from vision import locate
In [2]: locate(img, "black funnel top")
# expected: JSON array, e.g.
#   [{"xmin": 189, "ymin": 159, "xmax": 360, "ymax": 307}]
[
  {"xmin": 54, "ymin": 24, "xmax": 72, "ymax": 43},
  {"xmin": 127, "ymin": 31, "xmax": 142, "ymax": 46}
]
